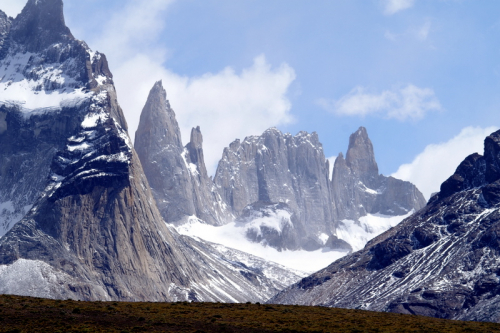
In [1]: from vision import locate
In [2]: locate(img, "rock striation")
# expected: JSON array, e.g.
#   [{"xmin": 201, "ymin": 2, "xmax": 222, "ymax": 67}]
[
  {"xmin": 134, "ymin": 82, "xmax": 231, "ymax": 225},
  {"xmin": 269, "ymin": 129, "xmax": 500, "ymax": 323},
  {"xmin": 0, "ymin": 0, "xmax": 302, "ymax": 302}
]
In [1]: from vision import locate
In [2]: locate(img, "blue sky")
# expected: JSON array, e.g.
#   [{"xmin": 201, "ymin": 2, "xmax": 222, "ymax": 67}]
[{"xmin": 2, "ymin": 0, "xmax": 499, "ymax": 198}]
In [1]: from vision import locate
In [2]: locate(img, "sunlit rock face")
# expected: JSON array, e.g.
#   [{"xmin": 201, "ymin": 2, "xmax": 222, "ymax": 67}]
[{"xmin": 270, "ymin": 129, "xmax": 500, "ymax": 323}]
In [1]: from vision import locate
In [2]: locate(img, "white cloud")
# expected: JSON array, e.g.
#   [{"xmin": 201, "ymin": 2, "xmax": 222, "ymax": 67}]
[
  {"xmin": 1, "ymin": 0, "xmax": 24, "ymax": 17},
  {"xmin": 92, "ymin": 0, "xmax": 174, "ymax": 64},
  {"xmin": 382, "ymin": 0, "xmax": 416, "ymax": 15},
  {"xmin": 318, "ymin": 84, "xmax": 442, "ymax": 121},
  {"xmin": 87, "ymin": 0, "xmax": 296, "ymax": 176},
  {"xmin": 327, "ymin": 156, "xmax": 337, "ymax": 180},
  {"xmin": 392, "ymin": 126, "xmax": 499, "ymax": 199}
]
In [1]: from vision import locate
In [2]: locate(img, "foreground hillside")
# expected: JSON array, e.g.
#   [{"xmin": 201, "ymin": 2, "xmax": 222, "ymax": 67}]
[{"xmin": 0, "ymin": 295, "xmax": 499, "ymax": 332}]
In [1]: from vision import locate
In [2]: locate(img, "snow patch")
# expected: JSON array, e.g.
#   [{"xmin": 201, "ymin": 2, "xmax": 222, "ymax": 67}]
[
  {"xmin": 181, "ymin": 149, "xmax": 199, "ymax": 176},
  {"xmin": 0, "ymin": 259, "xmax": 73, "ymax": 299},
  {"xmin": 0, "ymin": 52, "xmax": 92, "ymax": 115},
  {"xmin": 319, "ymin": 233, "xmax": 329, "ymax": 245},
  {"xmin": 175, "ymin": 220, "xmax": 346, "ymax": 273},
  {"xmin": 81, "ymin": 112, "xmax": 109, "ymax": 128},
  {"xmin": 337, "ymin": 211, "xmax": 414, "ymax": 251},
  {"xmin": 244, "ymin": 208, "xmax": 293, "ymax": 237}
]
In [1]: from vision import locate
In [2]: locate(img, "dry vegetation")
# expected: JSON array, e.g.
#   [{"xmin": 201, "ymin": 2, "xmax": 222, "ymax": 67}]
[{"xmin": 0, "ymin": 294, "xmax": 499, "ymax": 332}]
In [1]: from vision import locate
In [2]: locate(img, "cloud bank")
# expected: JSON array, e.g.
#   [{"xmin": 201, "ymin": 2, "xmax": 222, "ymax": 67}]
[
  {"xmin": 84, "ymin": 0, "xmax": 296, "ymax": 175},
  {"xmin": 318, "ymin": 84, "xmax": 442, "ymax": 121},
  {"xmin": 392, "ymin": 126, "xmax": 499, "ymax": 199},
  {"xmin": 113, "ymin": 54, "xmax": 295, "ymax": 174}
]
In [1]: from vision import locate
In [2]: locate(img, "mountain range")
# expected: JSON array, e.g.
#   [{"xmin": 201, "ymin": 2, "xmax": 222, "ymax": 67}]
[{"xmin": 2, "ymin": 0, "xmax": 499, "ymax": 324}]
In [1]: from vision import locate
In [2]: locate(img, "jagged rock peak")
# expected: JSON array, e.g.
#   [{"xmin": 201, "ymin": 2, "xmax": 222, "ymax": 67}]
[
  {"xmin": 214, "ymin": 126, "xmax": 336, "ymax": 251},
  {"xmin": 11, "ymin": 0, "xmax": 73, "ymax": 52},
  {"xmin": 345, "ymin": 126, "xmax": 379, "ymax": 180},
  {"xmin": 189, "ymin": 126, "xmax": 203, "ymax": 149},
  {"xmin": 135, "ymin": 80, "xmax": 182, "ymax": 149},
  {"xmin": 186, "ymin": 126, "xmax": 208, "ymax": 178}
]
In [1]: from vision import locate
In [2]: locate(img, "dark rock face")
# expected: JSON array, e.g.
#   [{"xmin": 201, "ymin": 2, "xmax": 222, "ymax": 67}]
[
  {"xmin": 0, "ymin": 0, "xmax": 303, "ymax": 303},
  {"xmin": 135, "ymin": 82, "xmax": 231, "ymax": 225},
  {"xmin": 214, "ymin": 129, "xmax": 336, "ymax": 251},
  {"xmin": 269, "ymin": 129, "xmax": 500, "ymax": 323},
  {"xmin": 0, "ymin": 0, "xmax": 122, "ymax": 237},
  {"xmin": 0, "ymin": 10, "xmax": 11, "ymax": 58},
  {"xmin": 332, "ymin": 127, "xmax": 426, "ymax": 221}
]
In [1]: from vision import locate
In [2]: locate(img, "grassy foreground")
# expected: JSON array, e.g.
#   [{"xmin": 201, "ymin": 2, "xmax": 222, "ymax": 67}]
[{"xmin": 0, "ymin": 295, "xmax": 499, "ymax": 332}]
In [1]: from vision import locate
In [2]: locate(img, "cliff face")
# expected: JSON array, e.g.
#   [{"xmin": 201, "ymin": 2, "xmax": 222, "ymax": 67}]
[
  {"xmin": 0, "ymin": 0, "xmax": 302, "ymax": 302},
  {"xmin": 214, "ymin": 128, "xmax": 337, "ymax": 251},
  {"xmin": 270, "ymin": 129, "xmax": 500, "ymax": 323},
  {"xmin": 134, "ymin": 82, "xmax": 231, "ymax": 225}
]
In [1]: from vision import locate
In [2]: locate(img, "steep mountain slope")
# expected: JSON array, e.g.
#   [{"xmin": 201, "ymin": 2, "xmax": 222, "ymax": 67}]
[
  {"xmin": 270, "ymin": 129, "xmax": 500, "ymax": 323},
  {"xmin": 0, "ymin": 0, "xmax": 116, "ymax": 237},
  {"xmin": 134, "ymin": 82, "xmax": 231, "ymax": 225},
  {"xmin": 0, "ymin": 0, "xmax": 302, "ymax": 302}
]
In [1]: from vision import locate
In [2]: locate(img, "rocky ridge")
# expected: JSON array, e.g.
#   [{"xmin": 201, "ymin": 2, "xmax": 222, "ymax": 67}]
[{"xmin": 269, "ymin": 129, "xmax": 500, "ymax": 323}]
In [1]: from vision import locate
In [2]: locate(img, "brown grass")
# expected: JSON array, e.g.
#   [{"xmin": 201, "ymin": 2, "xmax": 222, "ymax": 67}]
[{"xmin": 0, "ymin": 294, "xmax": 498, "ymax": 332}]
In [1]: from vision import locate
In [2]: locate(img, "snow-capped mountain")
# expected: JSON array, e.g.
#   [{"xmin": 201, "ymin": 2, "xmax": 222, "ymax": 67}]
[
  {"xmin": 214, "ymin": 128, "xmax": 338, "ymax": 251},
  {"xmin": 0, "ymin": 0, "xmax": 303, "ymax": 302},
  {"xmin": 0, "ymin": 0, "xmax": 118, "ymax": 237},
  {"xmin": 269, "ymin": 129, "xmax": 500, "ymax": 322}
]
